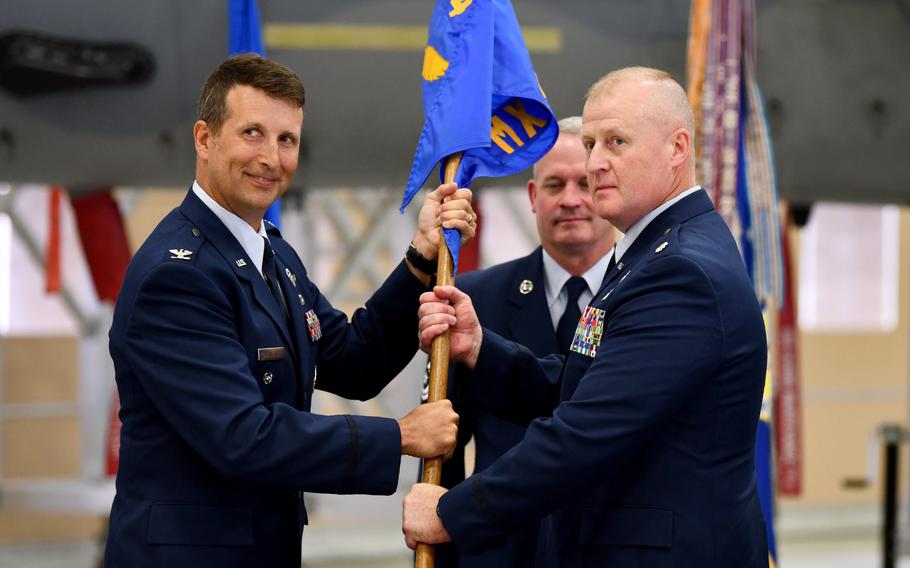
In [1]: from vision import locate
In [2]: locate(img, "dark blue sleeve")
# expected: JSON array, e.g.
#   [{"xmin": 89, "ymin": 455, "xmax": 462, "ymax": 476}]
[
  {"xmin": 467, "ymin": 328, "xmax": 565, "ymax": 425},
  {"xmin": 124, "ymin": 261, "xmax": 401, "ymax": 495},
  {"xmin": 439, "ymin": 255, "xmax": 725, "ymax": 553}
]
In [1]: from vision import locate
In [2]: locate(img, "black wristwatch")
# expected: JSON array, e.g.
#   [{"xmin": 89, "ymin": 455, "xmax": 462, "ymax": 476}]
[{"xmin": 406, "ymin": 242, "xmax": 437, "ymax": 275}]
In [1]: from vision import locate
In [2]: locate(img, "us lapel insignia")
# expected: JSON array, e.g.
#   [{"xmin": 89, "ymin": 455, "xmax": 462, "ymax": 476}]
[
  {"xmin": 519, "ymin": 279, "xmax": 533, "ymax": 294},
  {"xmin": 569, "ymin": 306, "xmax": 605, "ymax": 358},
  {"xmin": 285, "ymin": 268, "xmax": 297, "ymax": 287},
  {"xmin": 298, "ymin": 293, "xmax": 306, "ymax": 307},
  {"xmin": 235, "ymin": 259, "xmax": 247, "ymax": 267},
  {"xmin": 169, "ymin": 248, "xmax": 193, "ymax": 260},
  {"xmin": 655, "ymin": 242, "xmax": 669, "ymax": 253},
  {"xmin": 305, "ymin": 309, "xmax": 322, "ymax": 341}
]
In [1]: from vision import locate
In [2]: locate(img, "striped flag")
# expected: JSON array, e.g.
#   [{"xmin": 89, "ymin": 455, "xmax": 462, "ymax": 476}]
[{"xmin": 688, "ymin": 0, "xmax": 796, "ymax": 565}]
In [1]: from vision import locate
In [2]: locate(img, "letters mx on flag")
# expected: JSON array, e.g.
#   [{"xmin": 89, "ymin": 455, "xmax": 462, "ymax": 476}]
[{"xmin": 402, "ymin": 0, "xmax": 558, "ymax": 269}]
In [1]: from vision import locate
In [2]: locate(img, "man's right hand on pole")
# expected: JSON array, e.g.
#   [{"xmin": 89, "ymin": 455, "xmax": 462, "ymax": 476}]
[
  {"xmin": 417, "ymin": 285, "xmax": 483, "ymax": 369},
  {"xmin": 398, "ymin": 400, "xmax": 459, "ymax": 459}
]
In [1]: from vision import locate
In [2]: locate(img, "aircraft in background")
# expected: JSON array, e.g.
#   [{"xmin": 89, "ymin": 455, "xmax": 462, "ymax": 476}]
[{"xmin": 0, "ymin": 0, "xmax": 908, "ymax": 209}]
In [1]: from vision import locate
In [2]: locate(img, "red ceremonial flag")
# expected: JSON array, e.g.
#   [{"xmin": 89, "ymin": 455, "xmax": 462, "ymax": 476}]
[
  {"xmin": 70, "ymin": 190, "xmax": 132, "ymax": 303},
  {"xmin": 775, "ymin": 208, "xmax": 803, "ymax": 496},
  {"xmin": 70, "ymin": 189, "xmax": 132, "ymax": 475},
  {"xmin": 457, "ymin": 197, "xmax": 482, "ymax": 273},
  {"xmin": 106, "ymin": 393, "xmax": 122, "ymax": 476}
]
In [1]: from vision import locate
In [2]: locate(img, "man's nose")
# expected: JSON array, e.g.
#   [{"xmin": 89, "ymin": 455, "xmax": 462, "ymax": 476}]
[
  {"xmin": 586, "ymin": 145, "xmax": 611, "ymax": 175},
  {"xmin": 560, "ymin": 183, "xmax": 586, "ymax": 207},
  {"xmin": 258, "ymin": 139, "xmax": 279, "ymax": 169}
]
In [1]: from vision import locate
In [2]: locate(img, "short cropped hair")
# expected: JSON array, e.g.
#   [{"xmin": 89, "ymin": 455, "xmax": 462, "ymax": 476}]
[
  {"xmin": 197, "ymin": 54, "xmax": 305, "ymax": 134},
  {"xmin": 556, "ymin": 115, "xmax": 583, "ymax": 137},
  {"xmin": 585, "ymin": 66, "xmax": 694, "ymax": 134},
  {"xmin": 531, "ymin": 116, "xmax": 583, "ymax": 178}
]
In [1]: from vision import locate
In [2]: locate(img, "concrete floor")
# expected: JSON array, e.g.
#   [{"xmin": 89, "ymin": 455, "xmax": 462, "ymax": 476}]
[
  {"xmin": 0, "ymin": 501, "xmax": 907, "ymax": 568},
  {"xmin": 1, "ymin": 529, "xmax": 909, "ymax": 568}
]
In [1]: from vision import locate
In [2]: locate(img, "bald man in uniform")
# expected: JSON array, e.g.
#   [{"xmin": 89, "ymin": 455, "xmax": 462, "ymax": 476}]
[{"xmin": 405, "ymin": 67, "xmax": 769, "ymax": 567}]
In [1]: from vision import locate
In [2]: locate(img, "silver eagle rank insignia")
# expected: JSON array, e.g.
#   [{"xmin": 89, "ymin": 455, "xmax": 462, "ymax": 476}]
[{"xmin": 169, "ymin": 248, "xmax": 194, "ymax": 260}]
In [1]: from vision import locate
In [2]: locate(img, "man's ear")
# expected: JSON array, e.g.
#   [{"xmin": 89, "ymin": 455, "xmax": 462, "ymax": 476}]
[
  {"xmin": 527, "ymin": 179, "xmax": 538, "ymax": 214},
  {"xmin": 669, "ymin": 127, "xmax": 691, "ymax": 169},
  {"xmin": 194, "ymin": 120, "xmax": 212, "ymax": 161}
]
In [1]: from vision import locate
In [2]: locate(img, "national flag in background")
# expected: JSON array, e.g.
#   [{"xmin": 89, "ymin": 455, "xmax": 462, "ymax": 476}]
[
  {"xmin": 402, "ymin": 0, "xmax": 558, "ymax": 272},
  {"xmin": 688, "ymin": 0, "xmax": 797, "ymax": 566},
  {"xmin": 229, "ymin": 0, "xmax": 281, "ymax": 228}
]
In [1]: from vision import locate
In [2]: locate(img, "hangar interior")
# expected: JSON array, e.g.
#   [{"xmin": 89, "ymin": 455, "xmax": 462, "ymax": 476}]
[{"xmin": 1, "ymin": 0, "xmax": 910, "ymax": 566}]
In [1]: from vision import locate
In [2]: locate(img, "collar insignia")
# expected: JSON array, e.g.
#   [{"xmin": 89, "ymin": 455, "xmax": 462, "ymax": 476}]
[{"xmin": 169, "ymin": 248, "xmax": 193, "ymax": 260}]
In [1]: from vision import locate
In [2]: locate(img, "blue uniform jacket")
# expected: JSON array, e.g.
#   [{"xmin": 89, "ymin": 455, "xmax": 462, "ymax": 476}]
[
  {"xmin": 438, "ymin": 190, "xmax": 770, "ymax": 567},
  {"xmin": 439, "ymin": 247, "xmax": 560, "ymax": 567},
  {"xmin": 105, "ymin": 189, "xmax": 425, "ymax": 567}
]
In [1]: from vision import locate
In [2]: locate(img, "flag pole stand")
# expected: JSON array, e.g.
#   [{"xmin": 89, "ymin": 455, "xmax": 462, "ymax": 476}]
[{"xmin": 416, "ymin": 152, "xmax": 462, "ymax": 568}]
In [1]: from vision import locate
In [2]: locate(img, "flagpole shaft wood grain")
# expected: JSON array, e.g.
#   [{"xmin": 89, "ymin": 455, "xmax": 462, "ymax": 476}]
[{"xmin": 416, "ymin": 151, "xmax": 462, "ymax": 568}]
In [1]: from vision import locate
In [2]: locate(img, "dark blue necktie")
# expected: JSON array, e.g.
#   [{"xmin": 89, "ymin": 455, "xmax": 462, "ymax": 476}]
[
  {"xmin": 555, "ymin": 276, "xmax": 587, "ymax": 355},
  {"xmin": 262, "ymin": 236, "xmax": 289, "ymax": 322}
]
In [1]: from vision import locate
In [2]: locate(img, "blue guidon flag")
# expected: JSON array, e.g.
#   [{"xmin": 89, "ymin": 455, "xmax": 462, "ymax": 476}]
[
  {"xmin": 402, "ymin": 0, "xmax": 558, "ymax": 272},
  {"xmin": 229, "ymin": 0, "xmax": 282, "ymax": 229}
]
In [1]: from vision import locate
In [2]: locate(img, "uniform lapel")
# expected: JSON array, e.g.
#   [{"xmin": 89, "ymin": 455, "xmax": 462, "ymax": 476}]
[
  {"xmin": 178, "ymin": 190, "xmax": 295, "ymax": 349},
  {"xmin": 507, "ymin": 248, "xmax": 560, "ymax": 354},
  {"xmin": 270, "ymin": 248, "xmax": 308, "ymax": 359},
  {"xmin": 595, "ymin": 190, "xmax": 715, "ymax": 299}
]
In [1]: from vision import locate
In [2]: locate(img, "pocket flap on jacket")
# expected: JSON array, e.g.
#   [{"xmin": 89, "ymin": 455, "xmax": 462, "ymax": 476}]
[
  {"xmin": 578, "ymin": 506, "xmax": 673, "ymax": 548},
  {"xmin": 147, "ymin": 503, "xmax": 253, "ymax": 546}
]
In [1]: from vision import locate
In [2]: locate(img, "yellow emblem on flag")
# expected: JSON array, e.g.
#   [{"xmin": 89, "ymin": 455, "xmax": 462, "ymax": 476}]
[
  {"xmin": 449, "ymin": 0, "xmax": 473, "ymax": 17},
  {"xmin": 422, "ymin": 45, "xmax": 449, "ymax": 82}
]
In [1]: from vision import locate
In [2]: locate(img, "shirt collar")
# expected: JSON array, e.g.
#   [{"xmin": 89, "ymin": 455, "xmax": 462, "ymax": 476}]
[
  {"xmin": 614, "ymin": 186, "xmax": 702, "ymax": 262},
  {"xmin": 192, "ymin": 181, "xmax": 269, "ymax": 276},
  {"xmin": 541, "ymin": 247, "xmax": 613, "ymax": 307}
]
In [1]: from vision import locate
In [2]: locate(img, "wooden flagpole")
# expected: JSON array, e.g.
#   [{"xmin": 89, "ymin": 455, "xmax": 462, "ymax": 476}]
[{"xmin": 415, "ymin": 152, "xmax": 462, "ymax": 568}]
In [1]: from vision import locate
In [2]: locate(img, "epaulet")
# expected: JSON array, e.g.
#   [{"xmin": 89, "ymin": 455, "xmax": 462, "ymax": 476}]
[
  {"xmin": 164, "ymin": 224, "xmax": 204, "ymax": 264},
  {"xmin": 264, "ymin": 219, "xmax": 283, "ymax": 239},
  {"xmin": 648, "ymin": 223, "xmax": 684, "ymax": 258}
]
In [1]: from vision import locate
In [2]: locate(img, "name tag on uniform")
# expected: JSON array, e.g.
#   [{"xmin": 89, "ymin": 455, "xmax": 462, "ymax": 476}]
[
  {"xmin": 569, "ymin": 306, "xmax": 605, "ymax": 358},
  {"xmin": 257, "ymin": 347, "xmax": 286, "ymax": 361}
]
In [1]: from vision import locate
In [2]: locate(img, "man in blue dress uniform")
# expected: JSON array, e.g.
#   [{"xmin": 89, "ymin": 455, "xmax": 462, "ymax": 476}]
[
  {"xmin": 404, "ymin": 67, "xmax": 770, "ymax": 567},
  {"xmin": 436, "ymin": 116, "xmax": 615, "ymax": 567},
  {"xmin": 104, "ymin": 54, "xmax": 475, "ymax": 567}
]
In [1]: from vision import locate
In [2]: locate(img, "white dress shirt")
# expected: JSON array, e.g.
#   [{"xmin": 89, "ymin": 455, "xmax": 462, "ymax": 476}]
[
  {"xmin": 613, "ymin": 186, "xmax": 703, "ymax": 262},
  {"xmin": 192, "ymin": 181, "xmax": 271, "ymax": 278},
  {"xmin": 541, "ymin": 248, "xmax": 613, "ymax": 331}
]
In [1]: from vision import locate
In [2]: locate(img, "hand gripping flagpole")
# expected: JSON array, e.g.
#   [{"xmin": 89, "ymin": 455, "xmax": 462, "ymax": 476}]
[{"xmin": 416, "ymin": 152, "xmax": 462, "ymax": 568}]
